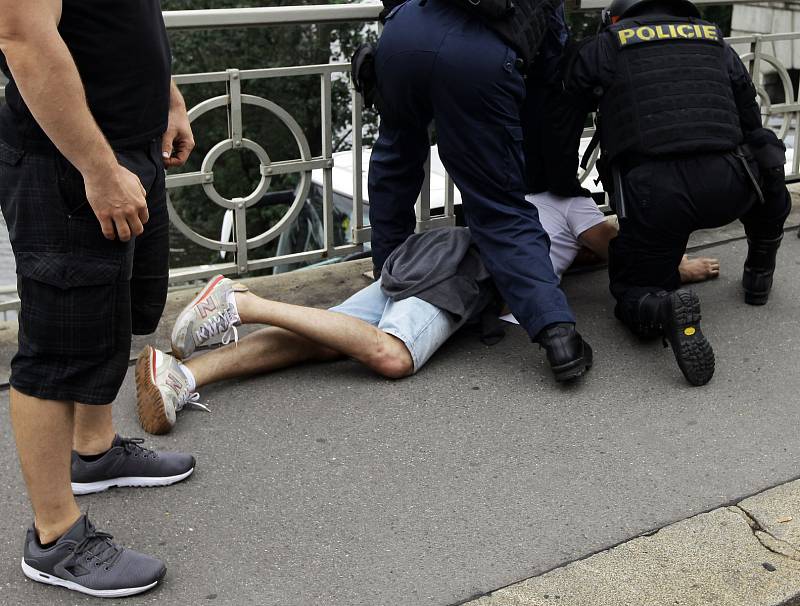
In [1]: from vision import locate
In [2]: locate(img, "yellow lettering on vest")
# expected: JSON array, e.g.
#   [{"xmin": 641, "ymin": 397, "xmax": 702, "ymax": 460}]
[
  {"xmin": 654, "ymin": 25, "xmax": 671, "ymax": 39},
  {"xmin": 637, "ymin": 26, "xmax": 655, "ymax": 41},
  {"xmin": 677, "ymin": 24, "xmax": 693, "ymax": 38},
  {"xmin": 702, "ymin": 24, "xmax": 718, "ymax": 40},
  {"xmin": 668, "ymin": 24, "xmax": 678, "ymax": 37},
  {"xmin": 693, "ymin": 24, "xmax": 703, "ymax": 38},
  {"xmin": 617, "ymin": 28, "xmax": 636, "ymax": 45}
]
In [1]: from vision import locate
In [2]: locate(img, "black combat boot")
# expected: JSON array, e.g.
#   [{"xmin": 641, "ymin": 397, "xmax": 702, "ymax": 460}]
[
  {"xmin": 535, "ymin": 323, "xmax": 593, "ymax": 382},
  {"xmin": 742, "ymin": 234, "xmax": 782, "ymax": 305},
  {"xmin": 638, "ymin": 289, "xmax": 715, "ymax": 386}
]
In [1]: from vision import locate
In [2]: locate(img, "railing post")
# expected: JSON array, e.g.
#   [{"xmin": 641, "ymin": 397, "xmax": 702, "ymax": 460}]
[
  {"xmin": 351, "ymin": 82, "xmax": 367, "ymax": 242},
  {"xmin": 227, "ymin": 69, "xmax": 244, "ymax": 148},
  {"xmin": 233, "ymin": 197, "xmax": 248, "ymax": 274},
  {"xmin": 320, "ymin": 73, "xmax": 335, "ymax": 255}
]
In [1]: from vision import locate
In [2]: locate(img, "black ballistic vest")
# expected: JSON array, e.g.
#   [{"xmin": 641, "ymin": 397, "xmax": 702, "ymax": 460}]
[
  {"xmin": 599, "ymin": 15, "xmax": 743, "ymax": 162},
  {"xmin": 443, "ymin": 0, "xmax": 562, "ymax": 67}
]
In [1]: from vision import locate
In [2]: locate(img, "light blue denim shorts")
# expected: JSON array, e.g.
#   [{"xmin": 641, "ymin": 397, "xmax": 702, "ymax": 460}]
[{"xmin": 329, "ymin": 280, "xmax": 464, "ymax": 373}]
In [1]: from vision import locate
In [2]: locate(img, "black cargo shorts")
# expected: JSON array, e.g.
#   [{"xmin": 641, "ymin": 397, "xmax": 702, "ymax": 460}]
[{"xmin": 0, "ymin": 137, "xmax": 169, "ymax": 405}]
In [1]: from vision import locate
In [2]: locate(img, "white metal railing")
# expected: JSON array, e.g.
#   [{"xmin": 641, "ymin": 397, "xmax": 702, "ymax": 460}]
[{"xmin": 0, "ymin": 3, "xmax": 798, "ymax": 315}]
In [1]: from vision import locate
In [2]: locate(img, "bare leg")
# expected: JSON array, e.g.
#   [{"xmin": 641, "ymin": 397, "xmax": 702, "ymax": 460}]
[
  {"xmin": 185, "ymin": 326, "xmax": 342, "ymax": 388},
  {"xmin": 235, "ymin": 292, "xmax": 413, "ymax": 378},
  {"xmin": 10, "ymin": 389, "xmax": 81, "ymax": 544},
  {"xmin": 73, "ymin": 403, "xmax": 116, "ymax": 455}
]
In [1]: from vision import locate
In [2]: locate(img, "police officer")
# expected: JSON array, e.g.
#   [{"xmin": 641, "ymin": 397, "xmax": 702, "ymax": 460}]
[
  {"xmin": 366, "ymin": 0, "xmax": 594, "ymax": 382},
  {"xmin": 547, "ymin": 0, "xmax": 791, "ymax": 385}
]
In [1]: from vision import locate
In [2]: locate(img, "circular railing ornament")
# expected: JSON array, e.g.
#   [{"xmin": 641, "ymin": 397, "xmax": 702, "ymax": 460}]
[{"xmin": 167, "ymin": 92, "xmax": 315, "ymax": 254}]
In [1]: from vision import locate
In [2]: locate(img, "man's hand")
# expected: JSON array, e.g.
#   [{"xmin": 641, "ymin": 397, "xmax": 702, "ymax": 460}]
[
  {"xmin": 162, "ymin": 81, "xmax": 194, "ymax": 168},
  {"xmin": 83, "ymin": 165, "xmax": 149, "ymax": 242},
  {"xmin": 679, "ymin": 254, "xmax": 720, "ymax": 284}
]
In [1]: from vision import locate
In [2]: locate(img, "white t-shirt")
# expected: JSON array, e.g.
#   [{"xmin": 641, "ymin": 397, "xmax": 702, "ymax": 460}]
[{"xmin": 526, "ymin": 192, "xmax": 606, "ymax": 282}]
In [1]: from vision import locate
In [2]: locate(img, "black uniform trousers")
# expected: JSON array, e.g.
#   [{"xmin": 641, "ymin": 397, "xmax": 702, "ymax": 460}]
[
  {"xmin": 368, "ymin": 0, "xmax": 575, "ymax": 339},
  {"xmin": 610, "ymin": 151, "xmax": 791, "ymax": 334}
]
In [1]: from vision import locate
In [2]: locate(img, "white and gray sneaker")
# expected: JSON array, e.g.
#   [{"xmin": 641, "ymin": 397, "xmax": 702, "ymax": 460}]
[
  {"xmin": 71, "ymin": 435, "xmax": 195, "ymax": 495},
  {"xmin": 22, "ymin": 515, "xmax": 165, "ymax": 598},
  {"xmin": 135, "ymin": 345, "xmax": 206, "ymax": 435},
  {"xmin": 171, "ymin": 274, "xmax": 248, "ymax": 360}
]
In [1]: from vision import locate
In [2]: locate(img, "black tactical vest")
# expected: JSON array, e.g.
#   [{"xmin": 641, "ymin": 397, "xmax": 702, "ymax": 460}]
[{"xmin": 599, "ymin": 15, "xmax": 743, "ymax": 162}]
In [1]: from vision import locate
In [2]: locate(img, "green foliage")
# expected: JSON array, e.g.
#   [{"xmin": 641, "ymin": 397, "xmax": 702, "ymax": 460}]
[
  {"xmin": 162, "ymin": 0, "xmax": 376, "ymax": 267},
  {"xmin": 566, "ymin": 3, "xmax": 733, "ymax": 41}
]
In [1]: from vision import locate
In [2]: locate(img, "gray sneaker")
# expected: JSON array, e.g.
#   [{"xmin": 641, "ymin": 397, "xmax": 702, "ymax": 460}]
[
  {"xmin": 22, "ymin": 515, "xmax": 165, "ymax": 598},
  {"xmin": 171, "ymin": 274, "xmax": 248, "ymax": 359},
  {"xmin": 71, "ymin": 435, "xmax": 195, "ymax": 496}
]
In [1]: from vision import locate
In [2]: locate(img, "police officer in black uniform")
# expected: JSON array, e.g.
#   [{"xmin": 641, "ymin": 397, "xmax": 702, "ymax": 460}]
[
  {"xmin": 546, "ymin": 0, "xmax": 791, "ymax": 385},
  {"xmin": 366, "ymin": 0, "xmax": 594, "ymax": 382}
]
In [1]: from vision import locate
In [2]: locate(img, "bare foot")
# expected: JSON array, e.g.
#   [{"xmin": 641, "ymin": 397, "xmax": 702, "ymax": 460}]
[{"xmin": 679, "ymin": 254, "xmax": 720, "ymax": 284}]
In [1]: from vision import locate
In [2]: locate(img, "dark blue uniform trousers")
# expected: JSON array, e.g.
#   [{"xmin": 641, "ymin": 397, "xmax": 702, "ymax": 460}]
[{"xmin": 368, "ymin": 0, "xmax": 575, "ymax": 339}]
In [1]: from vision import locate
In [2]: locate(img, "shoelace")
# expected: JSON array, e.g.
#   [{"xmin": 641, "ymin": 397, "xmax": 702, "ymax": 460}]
[
  {"xmin": 176, "ymin": 390, "xmax": 209, "ymax": 413},
  {"xmin": 194, "ymin": 308, "xmax": 239, "ymax": 347},
  {"xmin": 71, "ymin": 529, "xmax": 124, "ymax": 570},
  {"xmin": 119, "ymin": 437, "xmax": 158, "ymax": 459}
]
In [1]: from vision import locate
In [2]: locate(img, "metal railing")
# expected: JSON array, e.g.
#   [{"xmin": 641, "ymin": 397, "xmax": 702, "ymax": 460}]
[{"xmin": 0, "ymin": 3, "xmax": 798, "ymax": 315}]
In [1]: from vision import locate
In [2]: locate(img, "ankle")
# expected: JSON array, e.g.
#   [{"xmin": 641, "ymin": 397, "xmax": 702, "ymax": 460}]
[
  {"xmin": 73, "ymin": 432, "xmax": 115, "ymax": 456},
  {"xmin": 35, "ymin": 510, "xmax": 81, "ymax": 545}
]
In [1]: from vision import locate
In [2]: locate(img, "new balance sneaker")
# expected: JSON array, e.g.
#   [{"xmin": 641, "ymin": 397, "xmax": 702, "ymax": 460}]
[
  {"xmin": 22, "ymin": 515, "xmax": 165, "ymax": 598},
  {"xmin": 171, "ymin": 274, "xmax": 248, "ymax": 359},
  {"xmin": 71, "ymin": 435, "xmax": 195, "ymax": 495},
  {"xmin": 136, "ymin": 345, "xmax": 206, "ymax": 434}
]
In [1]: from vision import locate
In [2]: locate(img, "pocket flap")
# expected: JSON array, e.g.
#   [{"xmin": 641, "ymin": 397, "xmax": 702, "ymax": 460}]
[
  {"xmin": 0, "ymin": 139, "xmax": 23, "ymax": 166},
  {"xmin": 16, "ymin": 251, "xmax": 122, "ymax": 289}
]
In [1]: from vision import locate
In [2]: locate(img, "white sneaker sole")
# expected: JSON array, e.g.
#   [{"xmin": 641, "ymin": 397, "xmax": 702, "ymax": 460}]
[
  {"xmin": 71, "ymin": 467, "xmax": 194, "ymax": 496},
  {"xmin": 21, "ymin": 558, "xmax": 161, "ymax": 598}
]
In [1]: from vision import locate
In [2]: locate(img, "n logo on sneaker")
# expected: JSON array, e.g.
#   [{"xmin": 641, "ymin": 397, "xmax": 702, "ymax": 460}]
[
  {"xmin": 165, "ymin": 372, "xmax": 184, "ymax": 394},
  {"xmin": 196, "ymin": 298, "xmax": 217, "ymax": 319}
]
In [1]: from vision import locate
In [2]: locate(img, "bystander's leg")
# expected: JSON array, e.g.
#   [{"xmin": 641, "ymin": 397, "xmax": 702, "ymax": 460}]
[{"xmin": 9, "ymin": 390, "xmax": 80, "ymax": 544}]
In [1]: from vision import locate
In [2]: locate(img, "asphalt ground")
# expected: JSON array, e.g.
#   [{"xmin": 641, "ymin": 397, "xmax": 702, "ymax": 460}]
[{"xmin": 0, "ymin": 232, "xmax": 798, "ymax": 606}]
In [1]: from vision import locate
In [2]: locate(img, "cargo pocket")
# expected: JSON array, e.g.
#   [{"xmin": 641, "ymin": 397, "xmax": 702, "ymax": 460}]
[
  {"xmin": 504, "ymin": 125, "xmax": 526, "ymax": 191},
  {"xmin": 16, "ymin": 251, "xmax": 122, "ymax": 359}
]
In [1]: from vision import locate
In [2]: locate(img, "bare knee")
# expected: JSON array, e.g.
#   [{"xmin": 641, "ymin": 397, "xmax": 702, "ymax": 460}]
[{"xmin": 369, "ymin": 334, "xmax": 414, "ymax": 379}]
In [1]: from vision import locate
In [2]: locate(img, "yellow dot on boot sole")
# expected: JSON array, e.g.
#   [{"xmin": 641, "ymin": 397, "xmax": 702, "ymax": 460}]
[{"xmin": 684, "ymin": 327, "xmax": 696, "ymax": 336}]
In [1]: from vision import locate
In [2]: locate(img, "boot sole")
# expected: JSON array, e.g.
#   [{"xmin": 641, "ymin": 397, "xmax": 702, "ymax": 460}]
[
  {"xmin": 21, "ymin": 558, "xmax": 164, "ymax": 597},
  {"xmin": 665, "ymin": 290, "xmax": 715, "ymax": 386},
  {"xmin": 552, "ymin": 342, "xmax": 594, "ymax": 382},
  {"xmin": 71, "ymin": 468, "xmax": 194, "ymax": 495},
  {"xmin": 135, "ymin": 346, "xmax": 174, "ymax": 435}
]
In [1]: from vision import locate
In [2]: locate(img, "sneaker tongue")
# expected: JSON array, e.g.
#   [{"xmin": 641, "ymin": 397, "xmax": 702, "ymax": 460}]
[
  {"xmin": 111, "ymin": 434, "xmax": 124, "ymax": 448},
  {"xmin": 60, "ymin": 515, "xmax": 95, "ymax": 543}
]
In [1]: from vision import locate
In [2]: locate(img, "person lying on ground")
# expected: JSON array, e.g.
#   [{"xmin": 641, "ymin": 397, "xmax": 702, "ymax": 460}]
[
  {"xmin": 530, "ymin": 191, "xmax": 720, "ymax": 284},
  {"xmin": 134, "ymin": 195, "xmax": 718, "ymax": 435}
]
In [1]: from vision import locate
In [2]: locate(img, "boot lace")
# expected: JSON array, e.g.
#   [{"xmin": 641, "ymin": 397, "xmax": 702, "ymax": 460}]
[
  {"xmin": 176, "ymin": 391, "xmax": 209, "ymax": 413},
  {"xmin": 71, "ymin": 529, "xmax": 124, "ymax": 570},
  {"xmin": 119, "ymin": 437, "xmax": 159, "ymax": 460},
  {"xmin": 194, "ymin": 308, "xmax": 239, "ymax": 348}
]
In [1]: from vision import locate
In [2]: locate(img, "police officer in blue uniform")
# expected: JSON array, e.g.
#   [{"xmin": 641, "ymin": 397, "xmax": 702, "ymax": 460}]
[
  {"xmin": 367, "ymin": 0, "xmax": 594, "ymax": 382},
  {"xmin": 547, "ymin": 0, "xmax": 791, "ymax": 385}
]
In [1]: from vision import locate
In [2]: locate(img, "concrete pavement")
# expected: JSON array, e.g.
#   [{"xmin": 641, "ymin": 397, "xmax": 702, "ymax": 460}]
[{"xmin": 0, "ymin": 230, "xmax": 798, "ymax": 605}]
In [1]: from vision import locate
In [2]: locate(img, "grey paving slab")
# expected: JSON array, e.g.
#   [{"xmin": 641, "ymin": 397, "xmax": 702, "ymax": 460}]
[
  {"xmin": 468, "ymin": 508, "xmax": 800, "ymax": 606},
  {"xmin": 0, "ymin": 235, "xmax": 798, "ymax": 606}
]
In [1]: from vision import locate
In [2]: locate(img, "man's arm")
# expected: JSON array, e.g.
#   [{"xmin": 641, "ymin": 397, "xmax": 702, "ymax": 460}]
[
  {"xmin": 0, "ymin": 0, "xmax": 147, "ymax": 241},
  {"xmin": 544, "ymin": 39, "xmax": 604, "ymax": 196},
  {"xmin": 726, "ymin": 46, "xmax": 762, "ymax": 133},
  {"xmin": 161, "ymin": 80, "xmax": 195, "ymax": 169}
]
